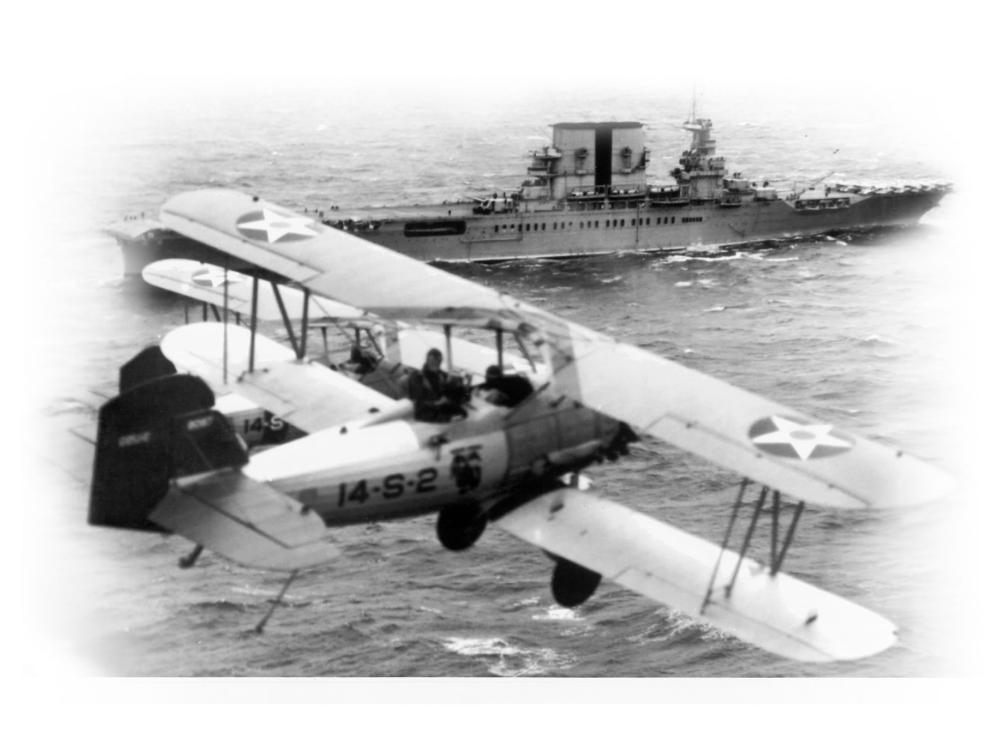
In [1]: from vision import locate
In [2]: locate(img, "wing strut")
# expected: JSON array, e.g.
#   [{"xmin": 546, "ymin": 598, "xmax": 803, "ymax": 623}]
[
  {"xmin": 700, "ymin": 480, "xmax": 806, "ymax": 615},
  {"xmin": 269, "ymin": 280, "xmax": 299, "ymax": 356},
  {"xmin": 700, "ymin": 478, "xmax": 749, "ymax": 614},
  {"xmin": 514, "ymin": 332, "xmax": 538, "ymax": 373},
  {"xmin": 444, "ymin": 324, "xmax": 454, "ymax": 371},
  {"xmin": 298, "ymin": 287, "xmax": 310, "ymax": 360},
  {"xmin": 222, "ymin": 261, "xmax": 230, "ymax": 383},
  {"xmin": 248, "ymin": 274, "xmax": 260, "ymax": 372}
]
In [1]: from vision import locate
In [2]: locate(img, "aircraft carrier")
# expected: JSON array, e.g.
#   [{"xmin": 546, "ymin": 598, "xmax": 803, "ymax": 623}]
[{"xmin": 108, "ymin": 115, "xmax": 951, "ymax": 274}]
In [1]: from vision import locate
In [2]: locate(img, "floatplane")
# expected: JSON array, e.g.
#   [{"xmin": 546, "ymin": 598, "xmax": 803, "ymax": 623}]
[{"xmin": 90, "ymin": 190, "xmax": 954, "ymax": 662}]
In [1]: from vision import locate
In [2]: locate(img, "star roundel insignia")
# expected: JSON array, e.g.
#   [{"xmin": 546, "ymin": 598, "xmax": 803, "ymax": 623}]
[
  {"xmin": 235, "ymin": 207, "xmax": 319, "ymax": 244},
  {"xmin": 191, "ymin": 268, "xmax": 233, "ymax": 287},
  {"xmin": 748, "ymin": 415, "xmax": 854, "ymax": 460}
]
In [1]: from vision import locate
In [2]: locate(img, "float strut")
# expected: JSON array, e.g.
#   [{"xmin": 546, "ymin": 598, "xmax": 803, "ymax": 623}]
[
  {"xmin": 178, "ymin": 544, "xmax": 203, "ymax": 569},
  {"xmin": 254, "ymin": 570, "xmax": 299, "ymax": 634}
]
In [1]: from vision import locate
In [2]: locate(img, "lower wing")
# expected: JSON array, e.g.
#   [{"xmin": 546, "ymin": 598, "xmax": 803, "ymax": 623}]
[{"xmin": 493, "ymin": 488, "xmax": 896, "ymax": 662}]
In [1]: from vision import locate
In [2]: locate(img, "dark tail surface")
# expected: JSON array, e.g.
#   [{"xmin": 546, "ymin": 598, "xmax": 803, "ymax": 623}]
[
  {"xmin": 89, "ymin": 373, "xmax": 248, "ymax": 531},
  {"xmin": 119, "ymin": 345, "xmax": 177, "ymax": 394}
]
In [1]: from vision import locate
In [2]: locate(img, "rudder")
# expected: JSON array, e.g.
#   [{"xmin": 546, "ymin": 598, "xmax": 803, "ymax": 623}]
[
  {"xmin": 89, "ymin": 373, "xmax": 248, "ymax": 531},
  {"xmin": 119, "ymin": 345, "xmax": 177, "ymax": 394}
]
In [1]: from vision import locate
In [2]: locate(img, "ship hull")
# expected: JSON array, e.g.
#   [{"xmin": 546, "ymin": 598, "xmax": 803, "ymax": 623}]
[
  {"xmin": 350, "ymin": 190, "xmax": 945, "ymax": 262},
  {"xmin": 117, "ymin": 188, "xmax": 946, "ymax": 274}
]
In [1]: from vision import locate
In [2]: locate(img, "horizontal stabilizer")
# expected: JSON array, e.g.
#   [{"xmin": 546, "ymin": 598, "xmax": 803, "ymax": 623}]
[
  {"xmin": 541, "ymin": 319, "xmax": 955, "ymax": 508},
  {"xmin": 494, "ymin": 489, "xmax": 897, "ymax": 662},
  {"xmin": 161, "ymin": 322, "xmax": 397, "ymax": 432},
  {"xmin": 150, "ymin": 470, "xmax": 339, "ymax": 571}
]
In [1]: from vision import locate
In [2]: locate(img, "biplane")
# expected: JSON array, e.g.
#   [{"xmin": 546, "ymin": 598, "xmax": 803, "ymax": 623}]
[{"xmin": 89, "ymin": 189, "xmax": 955, "ymax": 662}]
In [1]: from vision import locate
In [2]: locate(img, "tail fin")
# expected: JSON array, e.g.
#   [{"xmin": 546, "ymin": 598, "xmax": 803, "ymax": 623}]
[
  {"xmin": 119, "ymin": 345, "xmax": 177, "ymax": 393},
  {"xmin": 89, "ymin": 373, "xmax": 248, "ymax": 532}
]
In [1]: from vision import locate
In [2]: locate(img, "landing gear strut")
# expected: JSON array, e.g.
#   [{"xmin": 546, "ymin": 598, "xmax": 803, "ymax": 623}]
[{"xmin": 436, "ymin": 505, "xmax": 487, "ymax": 551}]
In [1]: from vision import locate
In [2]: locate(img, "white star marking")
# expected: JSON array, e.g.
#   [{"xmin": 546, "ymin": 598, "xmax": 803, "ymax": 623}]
[
  {"xmin": 236, "ymin": 208, "xmax": 319, "ymax": 243},
  {"xmin": 750, "ymin": 416, "xmax": 853, "ymax": 460},
  {"xmin": 191, "ymin": 268, "xmax": 238, "ymax": 287}
]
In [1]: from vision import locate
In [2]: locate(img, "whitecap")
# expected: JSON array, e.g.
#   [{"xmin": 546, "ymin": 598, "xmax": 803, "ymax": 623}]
[
  {"xmin": 442, "ymin": 636, "xmax": 520, "ymax": 657},
  {"xmin": 675, "ymin": 281, "xmax": 693, "ymax": 287},
  {"xmin": 860, "ymin": 334, "xmax": 895, "ymax": 347},
  {"xmin": 440, "ymin": 636, "xmax": 575, "ymax": 676},
  {"xmin": 490, "ymin": 648, "xmax": 575, "ymax": 677},
  {"xmin": 627, "ymin": 607, "xmax": 737, "ymax": 645},
  {"xmin": 531, "ymin": 604, "xmax": 581, "ymax": 622}
]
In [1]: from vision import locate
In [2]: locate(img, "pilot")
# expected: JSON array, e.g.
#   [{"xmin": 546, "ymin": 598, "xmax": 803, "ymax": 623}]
[
  {"xmin": 343, "ymin": 344, "xmax": 378, "ymax": 376},
  {"xmin": 405, "ymin": 348, "xmax": 466, "ymax": 422},
  {"xmin": 476, "ymin": 365, "xmax": 533, "ymax": 407}
]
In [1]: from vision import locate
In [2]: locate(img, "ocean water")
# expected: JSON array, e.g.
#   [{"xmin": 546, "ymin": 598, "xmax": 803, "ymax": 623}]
[{"xmin": 24, "ymin": 87, "xmax": 970, "ymax": 679}]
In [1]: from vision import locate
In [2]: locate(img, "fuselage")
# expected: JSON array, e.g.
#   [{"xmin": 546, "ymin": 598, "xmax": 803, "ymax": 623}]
[{"xmin": 243, "ymin": 391, "xmax": 625, "ymax": 526}]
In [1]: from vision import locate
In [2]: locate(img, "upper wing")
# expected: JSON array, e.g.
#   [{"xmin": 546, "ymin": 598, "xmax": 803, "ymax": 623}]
[
  {"xmin": 160, "ymin": 189, "xmax": 529, "ymax": 321},
  {"xmin": 494, "ymin": 488, "xmax": 896, "ymax": 662},
  {"xmin": 531, "ymin": 316, "xmax": 955, "ymax": 509},
  {"xmin": 161, "ymin": 321, "xmax": 400, "ymax": 432},
  {"xmin": 142, "ymin": 258, "xmax": 366, "ymax": 322},
  {"xmin": 160, "ymin": 189, "xmax": 954, "ymax": 508}
]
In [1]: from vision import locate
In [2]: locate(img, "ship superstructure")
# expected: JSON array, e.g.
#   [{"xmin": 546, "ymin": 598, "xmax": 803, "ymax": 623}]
[{"xmin": 109, "ymin": 115, "xmax": 950, "ymax": 273}]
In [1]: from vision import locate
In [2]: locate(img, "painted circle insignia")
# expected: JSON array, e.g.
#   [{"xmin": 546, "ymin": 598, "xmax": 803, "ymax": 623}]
[
  {"xmin": 235, "ymin": 207, "xmax": 319, "ymax": 244},
  {"xmin": 191, "ymin": 268, "xmax": 233, "ymax": 288},
  {"xmin": 748, "ymin": 415, "xmax": 854, "ymax": 460}
]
